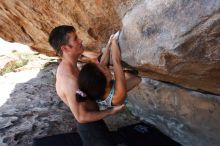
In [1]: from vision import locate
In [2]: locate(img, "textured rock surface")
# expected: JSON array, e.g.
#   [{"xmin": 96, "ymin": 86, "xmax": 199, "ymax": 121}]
[
  {"xmin": 0, "ymin": 0, "xmax": 122, "ymax": 56},
  {"xmin": 127, "ymin": 78, "xmax": 220, "ymax": 146},
  {"xmin": 119, "ymin": 0, "xmax": 220, "ymax": 94},
  {"xmin": 0, "ymin": 62, "xmax": 76, "ymax": 146}
]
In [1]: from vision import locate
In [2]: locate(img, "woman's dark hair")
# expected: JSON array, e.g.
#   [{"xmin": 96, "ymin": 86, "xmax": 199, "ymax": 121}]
[
  {"xmin": 48, "ymin": 25, "xmax": 75, "ymax": 56},
  {"xmin": 76, "ymin": 63, "xmax": 107, "ymax": 102}
]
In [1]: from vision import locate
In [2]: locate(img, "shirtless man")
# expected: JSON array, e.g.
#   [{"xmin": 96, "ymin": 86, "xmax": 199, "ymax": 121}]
[{"xmin": 48, "ymin": 25, "xmax": 125, "ymax": 146}]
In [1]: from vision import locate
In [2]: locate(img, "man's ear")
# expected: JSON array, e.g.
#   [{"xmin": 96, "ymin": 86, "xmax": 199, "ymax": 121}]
[{"xmin": 61, "ymin": 45, "xmax": 68, "ymax": 53}]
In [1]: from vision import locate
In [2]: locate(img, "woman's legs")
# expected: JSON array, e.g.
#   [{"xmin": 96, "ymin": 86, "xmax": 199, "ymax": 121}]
[{"xmin": 125, "ymin": 71, "xmax": 141, "ymax": 92}]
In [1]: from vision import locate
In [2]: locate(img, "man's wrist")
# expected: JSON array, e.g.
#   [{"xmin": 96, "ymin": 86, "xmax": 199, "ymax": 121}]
[{"xmin": 106, "ymin": 108, "xmax": 114, "ymax": 116}]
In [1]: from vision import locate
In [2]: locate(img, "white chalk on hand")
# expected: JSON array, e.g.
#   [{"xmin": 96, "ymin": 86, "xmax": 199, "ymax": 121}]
[{"xmin": 114, "ymin": 31, "xmax": 120, "ymax": 40}]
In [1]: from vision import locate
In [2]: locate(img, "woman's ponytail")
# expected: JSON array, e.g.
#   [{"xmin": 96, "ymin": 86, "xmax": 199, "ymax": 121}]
[{"xmin": 76, "ymin": 90, "xmax": 87, "ymax": 102}]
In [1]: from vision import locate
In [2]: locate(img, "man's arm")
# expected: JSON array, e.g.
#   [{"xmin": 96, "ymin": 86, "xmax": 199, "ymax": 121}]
[
  {"xmin": 76, "ymin": 101, "xmax": 125, "ymax": 123},
  {"xmin": 64, "ymin": 80, "xmax": 125, "ymax": 123}
]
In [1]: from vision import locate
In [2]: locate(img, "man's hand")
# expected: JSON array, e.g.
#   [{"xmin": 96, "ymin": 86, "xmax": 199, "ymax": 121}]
[{"xmin": 109, "ymin": 104, "xmax": 126, "ymax": 115}]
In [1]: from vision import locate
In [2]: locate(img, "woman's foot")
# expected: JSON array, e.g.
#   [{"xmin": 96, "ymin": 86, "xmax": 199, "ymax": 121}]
[{"xmin": 124, "ymin": 68, "xmax": 139, "ymax": 76}]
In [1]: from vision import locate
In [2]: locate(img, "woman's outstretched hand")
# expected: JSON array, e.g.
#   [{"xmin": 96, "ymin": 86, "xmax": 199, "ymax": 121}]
[
  {"xmin": 114, "ymin": 31, "xmax": 120, "ymax": 40},
  {"xmin": 111, "ymin": 31, "xmax": 120, "ymax": 45},
  {"xmin": 110, "ymin": 104, "xmax": 126, "ymax": 115},
  {"xmin": 106, "ymin": 34, "xmax": 114, "ymax": 48}
]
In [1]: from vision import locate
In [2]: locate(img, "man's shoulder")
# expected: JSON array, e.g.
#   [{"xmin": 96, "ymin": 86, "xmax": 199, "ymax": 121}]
[
  {"xmin": 57, "ymin": 64, "xmax": 77, "ymax": 81},
  {"xmin": 56, "ymin": 62, "xmax": 78, "ymax": 91},
  {"xmin": 57, "ymin": 74, "xmax": 77, "ymax": 88}
]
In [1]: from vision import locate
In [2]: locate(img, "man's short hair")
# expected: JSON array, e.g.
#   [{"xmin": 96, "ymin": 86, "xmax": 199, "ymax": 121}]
[{"xmin": 48, "ymin": 25, "xmax": 75, "ymax": 56}]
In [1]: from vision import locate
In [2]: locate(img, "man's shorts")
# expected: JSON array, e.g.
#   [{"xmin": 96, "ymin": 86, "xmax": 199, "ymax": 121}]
[{"xmin": 77, "ymin": 120, "xmax": 113, "ymax": 146}]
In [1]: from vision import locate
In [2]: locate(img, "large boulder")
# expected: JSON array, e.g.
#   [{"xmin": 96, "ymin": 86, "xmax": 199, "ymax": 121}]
[
  {"xmin": 127, "ymin": 78, "xmax": 220, "ymax": 146},
  {"xmin": 119, "ymin": 0, "xmax": 220, "ymax": 94},
  {"xmin": 0, "ymin": 0, "xmax": 122, "ymax": 56}
]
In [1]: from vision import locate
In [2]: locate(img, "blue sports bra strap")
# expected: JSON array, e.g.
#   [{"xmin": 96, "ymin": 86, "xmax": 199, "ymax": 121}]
[{"xmin": 109, "ymin": 80, "xmax": 115, "ymax": 101}]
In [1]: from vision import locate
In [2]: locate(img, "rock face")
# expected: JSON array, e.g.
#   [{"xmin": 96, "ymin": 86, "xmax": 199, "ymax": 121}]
[
  {"xmin": 127, "ymin": 78, "xmax": 220, "ymax": 146},
  {"xmin": 119, "ymin": 0, "xmax": 220, "ymax": 94},
  {"xmin": 0, "ymin": 0, "xmax": 122, "ymax": 55},
  {"xmin": 0, "ymin": 63, "xmax": 77, "ymax": 146},
  {"xmin": 118, "ymin": 2, "xmax": 220, "ymax": 145}
]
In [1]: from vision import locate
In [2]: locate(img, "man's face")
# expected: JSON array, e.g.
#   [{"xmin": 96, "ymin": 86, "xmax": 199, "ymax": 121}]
[{"xmin": 66, "ymin": 32, "xmax": 84, "ymax": 56}]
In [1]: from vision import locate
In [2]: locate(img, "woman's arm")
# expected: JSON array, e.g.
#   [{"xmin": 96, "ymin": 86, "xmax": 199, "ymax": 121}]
[
  {"xmin": 111, "ymin": 34, "xmax": 127, "ymax": 106},
  {"xmin": 100, "ymin": 35, "xmax": 114, "ymax": 66}
]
